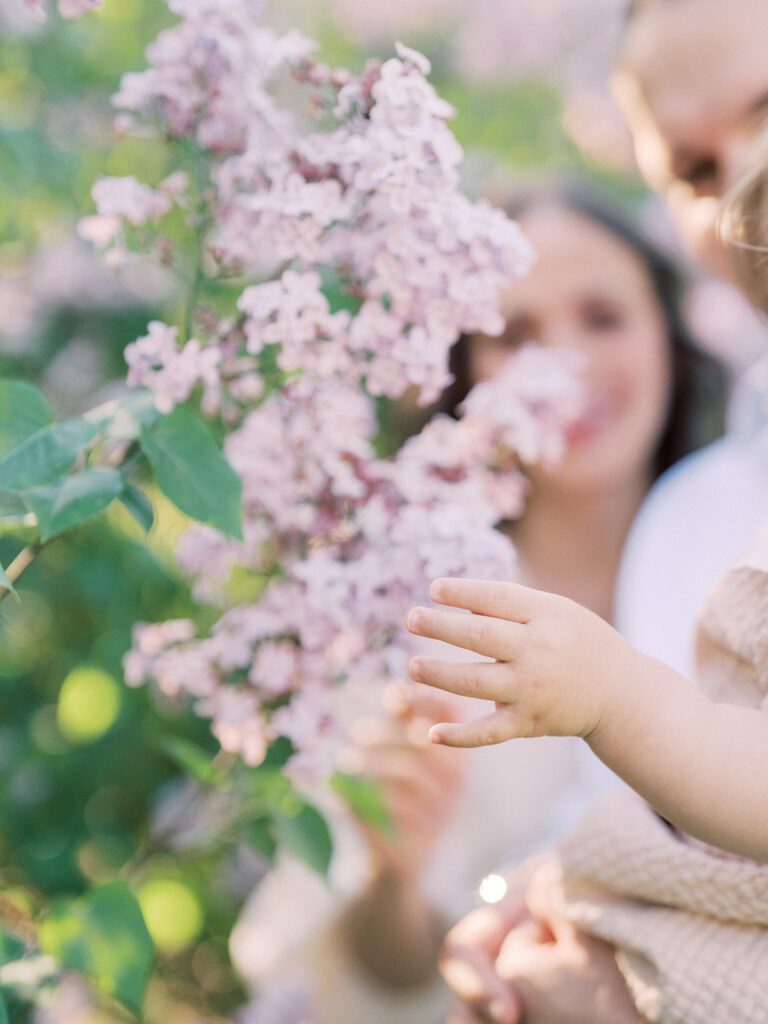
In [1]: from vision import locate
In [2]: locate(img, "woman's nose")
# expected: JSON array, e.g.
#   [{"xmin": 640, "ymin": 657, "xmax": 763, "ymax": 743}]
[{"xmin": 544, "ymin": 326, "xmax": 587, "ymax": 354}]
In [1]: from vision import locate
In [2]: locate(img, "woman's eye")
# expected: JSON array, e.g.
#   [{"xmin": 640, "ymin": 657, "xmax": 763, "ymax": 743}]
[
  {"xmin": 584, "ymin": 307, "xmax": 623, "ymax": 332},
  {"xmin": 500, "ymin": 332, "xmax": 525, "ymax": 349},
  {"xmin": 493, "ymin": 326, "xmax": 529, "ymax": 349}
]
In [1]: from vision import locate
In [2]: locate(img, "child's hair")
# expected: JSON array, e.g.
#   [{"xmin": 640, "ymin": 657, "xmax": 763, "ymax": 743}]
[{"xmin": 726, "ymin": 132, "xmax": 768, "ymax": 316}]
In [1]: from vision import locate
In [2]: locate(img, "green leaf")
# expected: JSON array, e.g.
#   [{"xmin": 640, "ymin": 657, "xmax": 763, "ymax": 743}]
[
  {"xmin": 319, "ymin": 269, "xmax": 364, "ymax": 317},
  {"xmin": 0, "ymin": 491, "xmax": 36, "ymax": 539},
  {"xmin": 0, "ymin": 557, "xmax": 18, "ymax": 603},
  {"xmin": 162, "ymin": 737, "xmax": 228, "ymax": 789},
  {"xmin": 0, "ymin": 419, "xmax": 98, "ymax": 491},
  {"xmin": 39, "ymin": 881, "xmax": 154, "ymax": 1015},
  {"xmin": 244, "ymin": 816, "xmax": 277, "ymax": 862},
  {"xmin": 0, "ymin": 930, "xmax": 25, "ymax": 966},
  {"xmin": 140, "ymin": 407, "xmax": 243, "ymax": 539},
  {"xmin": 0, "ymin": 380, "xmax": 52, "ymax": 456},
  {"xmin": 88, "ymin": 390, "xmax": 159, "ymax": 441},
  {"xmin": 273, "ymin": 802, "xmax": 333, "ymax": 876},
  {"xmin": 261, "ymin": 736, "xmax": 295, "ymax": 769},
  {"xmin": 331, "ymin": 772, "xmax": 394, "ymax": 835},
  {"xmin": 0, "ymin": 994, "xmax": 7, "ymax": 1024},
  {"xmin": 119, "ymin": 483, "xmax": 154, "ymax": 534},
  {"xmin": 22, "ymin": 469, "xmax": 123, "ymax": 542}
]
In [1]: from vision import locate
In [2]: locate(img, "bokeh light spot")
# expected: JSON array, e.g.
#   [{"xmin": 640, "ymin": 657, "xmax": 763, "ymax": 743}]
[
  {"xmin": 56, "ymin": 666, "xmax": 121, "ymax": 743},
  {"xmin": 479, "ymin": 872, "xmax": 508, "ymax": 904},
  {"xmin": 138, "ymin": 879, "xmax": 204, "ymax": 953}
]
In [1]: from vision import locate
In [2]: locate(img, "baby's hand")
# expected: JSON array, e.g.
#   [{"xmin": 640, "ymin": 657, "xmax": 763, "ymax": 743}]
[{"xmin": 406, "ymin": 578, "xmax": 635, "ymax": 748}]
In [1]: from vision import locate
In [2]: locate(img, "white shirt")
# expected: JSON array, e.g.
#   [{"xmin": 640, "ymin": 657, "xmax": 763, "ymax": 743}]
[{"xmin": 616, "ymin": 360, "xmax": 768, "ymax": 675}]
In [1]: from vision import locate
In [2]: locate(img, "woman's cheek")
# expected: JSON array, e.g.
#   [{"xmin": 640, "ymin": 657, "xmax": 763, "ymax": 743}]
[{"xmin": 603, "ymin": 340, "xmax": 670, "ymax": 458}]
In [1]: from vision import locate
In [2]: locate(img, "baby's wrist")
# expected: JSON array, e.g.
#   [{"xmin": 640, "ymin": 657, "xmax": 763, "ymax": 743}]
[{"xmin": 584, "ymin": 637, "xmax": 641, "ymax": 750}]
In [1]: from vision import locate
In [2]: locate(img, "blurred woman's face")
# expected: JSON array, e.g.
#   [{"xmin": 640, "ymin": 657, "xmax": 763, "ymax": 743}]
[{"xmin": 469, "ymin": 206, "xmax": 671, "ymax": 493}]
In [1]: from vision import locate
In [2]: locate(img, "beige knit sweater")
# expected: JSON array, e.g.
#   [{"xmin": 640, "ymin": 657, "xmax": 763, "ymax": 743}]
[{"xmin": 554, "ymin": 523, "xmax": 768, "ymax": 1024}]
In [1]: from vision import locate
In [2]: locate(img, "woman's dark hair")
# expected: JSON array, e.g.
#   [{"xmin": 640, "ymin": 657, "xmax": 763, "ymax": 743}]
[{"xmin": 439, "ymin": 184, "xmax": 729, "ymax": 481}]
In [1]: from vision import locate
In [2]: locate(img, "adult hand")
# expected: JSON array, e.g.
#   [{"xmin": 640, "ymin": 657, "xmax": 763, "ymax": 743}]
[
  {"xmin": 439, "ymin": 864, "xmax": 540, "ymax": 1024},
  {"xmin": 339, "ymin": 683, "xmax": 466, "ymax": 989},
  {"xmin": 492, "ymin": 861, "xmax": 644, "ymax": 1024},
  {"xmin": 347, "ymin": 681, "xmax": 465, "ymax": 881},
  {"xmin": 440, "ymin": 858, "xmax": 644, "ymax": 1024}
]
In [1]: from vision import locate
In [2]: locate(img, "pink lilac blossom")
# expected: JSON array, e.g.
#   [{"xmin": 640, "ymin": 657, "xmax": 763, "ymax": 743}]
[
  {"xmin": 209, "ymin": 42, "xmax": 535, "ymax": 403},
  {"xmin": 33, "ymin": 973, "xmax": 96, "ymax": 1024},
  {"xmin": 92, "ymin": 176, "xmax": 172, "ymax": 227},
  {"xmin": 58, "ymin": 0, "xmax": 101, "ymax": 16},
  {"xmin": 124, "ymin": 321, "xmax": 221, "ymax": 414},
  {"xmin": 108, "ymin": 1, "xmax": 578, "ymax": 783},
  {"xmin": 112, "ymin": 0, "xmax": 313, "ymax": 154},
  {"xmin": 126, "ymin": 348, "xmax": 581, "ymax": 783},
  {"xmin": 316, "ymin": 0, "xmax": 625, "ymax": 92},
  {"xmin": 22, "ymin": 0, "xmax": 47, "ymax": 22},
  {"xmin": 237, "ymin": 271, "xmax": 353, "ymax": 378},
  {"xmin": 20, "ymin": 0, "xmax": 101, "ymax": 22}
]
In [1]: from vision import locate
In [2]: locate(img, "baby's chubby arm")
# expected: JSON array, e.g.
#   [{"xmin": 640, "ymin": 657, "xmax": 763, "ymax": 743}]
[{"xmin": 406, "ymin": 578, "xmax": 768, "ymax": 862}]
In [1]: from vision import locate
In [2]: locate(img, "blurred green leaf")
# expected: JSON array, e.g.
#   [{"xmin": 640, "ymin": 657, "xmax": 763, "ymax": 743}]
[
  {"xmin": 39, "ymin": 881, "xmax": 154, "ymax": 1016},
  {"xmin": 244, "ymin": 816, "xmax": 276, "ymax": 862},
  {"xmin": 162, "ymin": 736, "xmax": 228, "ymax": 789},
  {"xmin": 0, "ymin": 490, "xmax": 34, "ymax": 534},
  {"xmin": 0, "ymin": 380, "xmax": 52, "ymax": 456},
  {"xmin": 22, "ymin": 469, "xmax": 123, "ymax": 541},
  {"xmin": 0, "ymin": 994, "xmax": 7, "ymax": 1024},
  {"xmin": 0, "ymin": 931, "xmax": 26, "ymax": 966},
  {"xmin": 320, "ymin": 272, "xmax": 363, "ymax": 317},
  {"xmin": 119, "ymin": 483, "xmax": 154, "ymax": 533},
  {"xmin": 0, "ymin": 557, "xmax": 19, "ymax": 602},
  {"xmin": 89, "ymin": 391, "xmax": 160, "ymax": 442},
  {"xmin": 261, "ymin": 736, "xmax": 295, "ymax": 769},
  {"xmin": 273, "ymin": 802, "xmax": 332, "ymax": 876},
  {"xmin": 0, "ymin": 419, "xmax": 98, "ymax": 491},
  {"xmin": 140, "ymin": 408, "xmax": 243, "ymax": 539},
  {"xmin": 331, "ymin": 772, "xmax": 394, "ymax": 835}
]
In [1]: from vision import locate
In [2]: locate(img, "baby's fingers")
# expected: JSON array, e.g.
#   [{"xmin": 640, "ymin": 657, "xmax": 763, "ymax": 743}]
[
  {"xmin": 429, "ymin": 709, "xmax": 520, "ymax": 748},
  {"xmin": 430, "ymin": 578, "xmax": 536, "ymax": 623},
  {"xmin": 409, "ymin": 657, "xmax": 512, "ymax": 702},
  {"xmin": 406, "ymin": 606, "xmax": 525, "ymax": 660}
]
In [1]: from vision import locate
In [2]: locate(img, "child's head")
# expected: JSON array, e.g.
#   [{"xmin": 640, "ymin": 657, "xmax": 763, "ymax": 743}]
[
  {"xmin": 726, "ymin": 132, "xmax": 768, "ymax": 315},
  {"xmin": 615, "ymin": 0, "xmax": 768, "ymax": 277}
]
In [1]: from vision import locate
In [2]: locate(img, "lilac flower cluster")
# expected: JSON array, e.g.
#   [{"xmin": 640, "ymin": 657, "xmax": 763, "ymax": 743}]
[
  {"xmin": 86, "ymin": 0, "xmax": 580, "ymax": 781},
  {"xmin": 125, "ymin": 355, "xmax": 581, "ymax": 782},
  {"xmin": 88, "ymin": 7, "xmax": 534, "ymax": 406},
  {"xmin": 24, "ymin": 0, "xmax": 101, "ymax": 20}
]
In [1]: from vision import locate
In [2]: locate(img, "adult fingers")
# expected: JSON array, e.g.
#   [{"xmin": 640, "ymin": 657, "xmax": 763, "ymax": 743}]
[
  {"xmin": 440, "ymin": 949, "xmax": 523, "ymax": 1024},
  {"xmin": 409, "ymin": 656, "xmax": 513, "ymax": 702},
  {"xmin": 446, "ymin": 1003, "xmax": 498, "ymax": 1024},
  {"xmin": 406, "ymin": 607, "xmax": 525, "ymax": 661},
  {"xmin": 429, "ymin": 578, "xmax": 539, "ymax": 623},
  {"xmin": 440, "ymin": 902, "xmax": 531, "ymax": 1023},
  {"xmin": 382, "ymin": 680, "xmax": 463, "ymax": 727},
  {"xmin": 359, "ymin": 763, "xmax": 457, "ymax": 812},
  {"xmin": 523, "ymin": 859, "xmax": 579, "ymax": 945}
]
